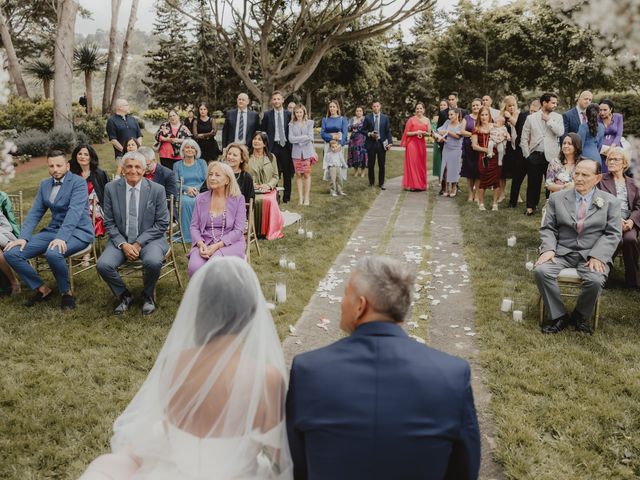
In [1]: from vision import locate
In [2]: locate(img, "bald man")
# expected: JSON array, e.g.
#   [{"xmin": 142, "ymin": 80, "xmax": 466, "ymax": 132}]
[
  {"xmin": 106, "ymin": 98, "xmax": 143, "ymax": 165},
  {"xmin": 221, "ymin": 93, "xmax": 260, "ymax": 148},
  {"xmin": 562, "ymin": 90, "xmax": 593, "ymax": 140}
]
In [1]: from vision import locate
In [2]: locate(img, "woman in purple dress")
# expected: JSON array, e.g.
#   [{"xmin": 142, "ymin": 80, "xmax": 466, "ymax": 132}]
[
  {"xmin": 187, "ymin": 161, "xmax": 247, "ymax": 277},
  {"xmin": 347, "ymin": 106, "xmax": 368, "ymax": 177},
  {"xmin": 460, "ymin": 98, "xmax": 482, "ymax": 202},
  {"xmin": 598, "ymin": 98, "xmax": 624, "ymax": 173}
]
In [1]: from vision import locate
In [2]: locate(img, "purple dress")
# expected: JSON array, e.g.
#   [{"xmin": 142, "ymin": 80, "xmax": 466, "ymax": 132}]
[
  {"xmin": 460, "ymin": 114, "xmax": 479, "ymax": 180},
  {"xmin": 347, "ymin": 118, "xmax": 368, "ymax": 168}
]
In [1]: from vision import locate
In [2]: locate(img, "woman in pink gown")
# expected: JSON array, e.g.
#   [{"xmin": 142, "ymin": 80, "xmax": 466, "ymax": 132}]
[{"xmin": 401, "ymin": 102, "xmax": 430, "ymax": 191}]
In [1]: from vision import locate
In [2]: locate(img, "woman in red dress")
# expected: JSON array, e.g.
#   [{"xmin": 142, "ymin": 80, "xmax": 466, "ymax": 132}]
[
  {"xmin": 471, "ymin": 107, "xmax": 502, "ymax": 211},
  {"xmin": 401, "ymin": 102, "xmax": 430, "ymax": 191}
]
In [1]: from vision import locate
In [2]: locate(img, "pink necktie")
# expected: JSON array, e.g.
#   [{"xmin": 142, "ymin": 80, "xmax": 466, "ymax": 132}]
[
  {"xmin": 576, "ymin": 198, "xmax": 587, "ymax": 234},
  {"xmin": 581, "ymin": 112, "xmax": 587, "ymax": 124}
]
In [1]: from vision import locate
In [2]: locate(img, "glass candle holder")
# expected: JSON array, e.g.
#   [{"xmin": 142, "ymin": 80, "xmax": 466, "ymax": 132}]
[{"xmin": 275, "ymin": 273, "xmax": 287, "ymax": 304}]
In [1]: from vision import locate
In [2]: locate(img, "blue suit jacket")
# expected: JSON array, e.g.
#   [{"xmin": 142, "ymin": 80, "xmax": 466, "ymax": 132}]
[
  {"xmin": 260, "ymin": 109, "xmax": 292, "ymax": 151},
  {"xmin": 363, "ymin": 113, "xmax": 393, "ymax": 149},
  {"xmin": 562, "ymin": 107, "xmax": 581, "ymax": 139},
  {"xmin": 20, "ymin": 172, "xmax": 94, "ymax": 244},
  {"xmin": 221, "ymin": 108, "xmax": 260, "ymax": 148},
  {"xmin": 286, "ymin": 321, "xmax": 481, "ymax": 480}
]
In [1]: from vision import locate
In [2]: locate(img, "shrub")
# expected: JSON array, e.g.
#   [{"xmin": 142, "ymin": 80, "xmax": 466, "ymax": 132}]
[
  {"xmin": 134, "ymin": 116, "xmax": 145, "ymax": 130},
  {"xmin": 143, "ymin": 108, "xmax": 167, "ymax": 122},
  {"xmin": 602, "ymin": 93, "xmax": 640, "ymax": 137},
  {"xmin": 74, "ymin": 114, "xmax": 105, "ymax": 143},
  {"xmin": 14, "ymin": 129, "xmax": 50, "ymax": 157},
  {"xmin": 48, "ymin": 129, "xmax": 89, "ymax": 153},
  {"xmin": 0, "ymin": 97, "xmax": 54, "ymax": 132}
]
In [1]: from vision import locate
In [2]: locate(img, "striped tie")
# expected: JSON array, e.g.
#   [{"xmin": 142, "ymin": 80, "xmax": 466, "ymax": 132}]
[{"xmin": 238, "ymin": 111, "xmax": 245, "ymax": 142}]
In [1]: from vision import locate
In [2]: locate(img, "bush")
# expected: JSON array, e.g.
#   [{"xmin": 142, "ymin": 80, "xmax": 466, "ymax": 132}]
[
  {"xmin": 14, "ymin": 129, "xmax": 50, "ymax": 157},
  {"xmin": 134, "ymin": 116, "xmax": 145, "ymax": 130},
  {"xmin": 143, "ymin": 108, "xmax": 167, "ymax": 122},
  {"xmin": 603, "ymin": 93, "xmax": 640, "ymax": 137},
  {"xmin": 74, "ymin": 114, "xmax": 105, "ymax": 144},
  {"xmin": 0, "ymin": 97, "xmax": 54, "ymax": 132}
]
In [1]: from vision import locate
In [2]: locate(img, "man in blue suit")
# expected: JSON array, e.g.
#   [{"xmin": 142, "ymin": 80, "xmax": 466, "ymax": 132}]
[
  {"xmin": 221, "ymin": 93, "xmax": 260, "ymax": 149},
  {"xmin": 4, "ymin": 150, "xmax": 94, "ymax": 309},
  {"xmin": 562, "ymin": 90, "xmax": 593, "ymax": 140},
  {"xmin": 286, "ymin": 256, "xmax": 481, "ymax": 480},
  {"xmin": 261, "ymin": 91, "xmax": 293, "ymax": 202},
  {"xmin": 363, "ymin": 101, "xmax": 393, "ymax": 190}
]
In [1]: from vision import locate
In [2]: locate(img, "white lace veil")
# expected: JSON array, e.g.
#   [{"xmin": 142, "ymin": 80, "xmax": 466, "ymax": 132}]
[{"xmin": 110, "ymin": 257, "xmax": 293, "ymax": 479}]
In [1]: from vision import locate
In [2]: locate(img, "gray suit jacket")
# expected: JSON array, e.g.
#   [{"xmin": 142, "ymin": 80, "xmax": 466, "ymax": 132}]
[
  {"xmin": 103, "ymin": 178, "xmax": 169, "ymax": 250},
  {"xmin": 540, "ymin": 188, "xmax": 622, "ymax": 264}
]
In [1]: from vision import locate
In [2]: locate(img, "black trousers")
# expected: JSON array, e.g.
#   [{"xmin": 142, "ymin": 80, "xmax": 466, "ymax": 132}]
[
  {"xmin": 160, "ymin": 157, "xmax": 175, "ymax": 170},
  {"xmin": 508, "ymin": 149, "xmax": 527, "ymax": 207},
  {"xmin": 272, "ymin": 143, "xmax": 293, "ymax": 202},
  {"xmin": 525, "ymin": 152, "xmax": 548, "ymax": 210},
  {"xmin": 367, "ymin": 142, "xmax": 386, "ymax": 187}
]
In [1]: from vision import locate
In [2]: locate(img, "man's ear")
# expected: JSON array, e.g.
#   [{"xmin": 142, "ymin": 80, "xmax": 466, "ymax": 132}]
[{"xmin": 355, "ymin": 295, "xmax": 368, "ymax": 321}]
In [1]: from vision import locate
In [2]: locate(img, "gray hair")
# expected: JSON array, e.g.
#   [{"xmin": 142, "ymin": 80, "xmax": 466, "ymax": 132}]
[
  {"xmin": 179, "ymin": 138, "xmax": 202, "ymax": 159},
  {"xmin": 138, "ymin": 146, "xmax": 156, "ymax": 163},
  {"xmin": 351, "ymin": 256, "xmax": 415, "ymax": 322},
  {"xmin": 122, "ymin": 151, "xmax": 147, "ymax": 170}
]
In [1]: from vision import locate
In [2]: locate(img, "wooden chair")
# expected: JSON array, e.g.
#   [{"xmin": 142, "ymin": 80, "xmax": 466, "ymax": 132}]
[
  {"xmin": 6, "ymin": 191, "xmax": 23, "ymax": 227},
  {"xmin": 538, "ymin": 268, "xmax": 602, "ymax": 331},
  {"xmin": 245, "ymin": 198, "xmax": 261, "ymax": 263},
  {"xmin": 173, "ymin": 178, "xmax": 188, "ymax": 253}
]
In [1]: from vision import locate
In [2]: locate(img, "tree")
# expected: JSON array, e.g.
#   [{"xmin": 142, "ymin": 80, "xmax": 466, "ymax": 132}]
[
  {"xmin": 167, "ymin": 0, "xmax": 435, "ymax": 107},
  {"xmin": 53, "ymin": 0, "xmax": 79, "ymax": 131},
  {"xmin": 110, "ymin": 0, "xmax": 139, "ymax": 111},
  {"xmin": 74, "ymin": 43, "xmax": 106, "ymax": 113},
  {"xmin": 24, "ymin": 59, "xmax": 55, "ymax": 98},
  {"xmin": 102, "ymin": 0, "xmax": 122, "ymax": 113},
  {"xmin": 0, "ymin": 6, "xmax": 28, "ymax": 97}
]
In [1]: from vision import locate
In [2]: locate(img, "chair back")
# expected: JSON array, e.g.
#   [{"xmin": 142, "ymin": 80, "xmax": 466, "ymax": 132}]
[{"xmin": 6, "ymin": 191, "xmax": 23, "ymax": 228}]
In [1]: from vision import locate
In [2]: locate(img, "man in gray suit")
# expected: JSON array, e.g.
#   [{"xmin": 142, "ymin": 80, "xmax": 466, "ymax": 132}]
[
  {"xmin": 97, "ymin": 152, "xmax": 169, "ymax": 315},
  {"xmin": 534, "ymin": 159, "xmax": 621, "ymax": 334}
]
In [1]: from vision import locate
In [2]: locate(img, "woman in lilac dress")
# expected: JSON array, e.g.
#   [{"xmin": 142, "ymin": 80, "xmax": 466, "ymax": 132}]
[
  {"xmin": 187, "ymin": 162, "xmax": 247, "ymax": 277},
  {"xmin": 460, "ymin": 98, "xmax": 482, "ymax": 202},
  {"xmin": 599, "ymin": 99, "xmax": 624, "ymax": 173}
]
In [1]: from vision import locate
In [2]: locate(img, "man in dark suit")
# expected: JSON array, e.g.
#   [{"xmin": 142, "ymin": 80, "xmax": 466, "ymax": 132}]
[
  {"xmin": 4, "ymin": 150, "xmax": 94, "ymax": 309},
  {"xmin": 221, "ymin": 93, "xmax": 260, "ymax": 149},
  {"xmin": 363, "ymin": 101, "xmax": 393, "ymax": 190},
  {"xmin": 286, "ymin": 256, "xmax": 481, "ymax": 480},
  {"xmin": 562, "ymin": 90, "xmax": 593, "ymax": 140},
  {"xmin": 261, "ymin": 91, "xmax": 293, "ymax": 202},
  {"xmin": 97, "ymin": 152, "xmax": 169, "ymax": 316},
  {"xmin": 139, "ymin": 146, "xmax": 178, "ymax": 218},
  {"xmin": 508, "ymin": 99, "xmax": 539, "ymax": 208}
]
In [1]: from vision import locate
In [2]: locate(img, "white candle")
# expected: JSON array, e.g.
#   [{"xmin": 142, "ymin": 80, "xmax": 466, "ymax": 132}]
[
  {"xmin": 287, "ymin": 261, "xmax": 296, "ymax": 270},
  {"xmin": 525, "ymin": 261, "xmax": 534, "ymax": 271},
  {"xmin": 297, "ymin": 227, "xmax": 305, "ymax": 236},
  {"xmin": 507, "ymin": 235, "xmax": 517, "ymax": 247},
  {"xmin": 275, "ymin": 283, "xmax": 287, "ymax": 303},
  {"xmin": 500, "ymin": 298, "xmax": 513, "ymax": 312},
  {"xmin": 512, "ymin": 310, "xmax": 523, "ymax": 322},
  {"xmin": 279, "ymin": 256, "xmax": 288, "ymax": 268},
  {"xmin": 306, "ymin": 230, "xmax": 314, "ymax": 239}
]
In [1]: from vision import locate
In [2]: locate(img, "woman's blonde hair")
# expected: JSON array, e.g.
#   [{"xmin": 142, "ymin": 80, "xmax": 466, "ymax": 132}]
[
  {"xmin": 223, "ymin": 143, "xmax": 249, "ymax": 172},
  {"xmin": 206, "ymin": 161, "xmax": 241, "ymax": 198},
  {"xmin": 292, "ymin": 103, "xmax": 308, "ymax": 123},
  {"xmin": 606, "ymin": 146, "xmax": 630, "ymax": 171},
  {"xmin": 501, "ymin": 95, "xmax": 518, "ymax": 114}
]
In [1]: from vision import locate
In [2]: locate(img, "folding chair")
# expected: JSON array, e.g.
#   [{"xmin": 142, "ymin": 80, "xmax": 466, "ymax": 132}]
[
  {"xmin": 245, "ymin": 198, "xmax": 261, "ymax": 263},
  {"xmin": 6, "ymin": 191, "xmax": 23, "ymax": 227}
]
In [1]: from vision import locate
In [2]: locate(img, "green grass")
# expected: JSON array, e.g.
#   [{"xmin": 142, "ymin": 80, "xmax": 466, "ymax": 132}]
[
  {"xmin": 455, "ymin": 187, "xmax": 640, "ymax": 479},
  {"xmin": 0, "ymin": 141, "xmax": 405, "ymax": 479}
]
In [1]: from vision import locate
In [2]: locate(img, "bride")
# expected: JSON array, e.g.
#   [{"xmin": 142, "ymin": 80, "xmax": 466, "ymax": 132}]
[{"xmin": 80, "ymin": 257, "xmax": 293, "ymax": 479}]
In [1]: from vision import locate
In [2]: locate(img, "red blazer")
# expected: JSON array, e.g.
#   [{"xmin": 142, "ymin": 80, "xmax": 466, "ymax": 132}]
[{"xmin": 598, "ymin": 173, "xmax": 640, "ymax": 227}]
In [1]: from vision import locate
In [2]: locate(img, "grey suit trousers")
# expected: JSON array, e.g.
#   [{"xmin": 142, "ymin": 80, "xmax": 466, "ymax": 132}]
[{"xmin": 534, "ymin": 251, "xmax": 609, "ymax": 321}]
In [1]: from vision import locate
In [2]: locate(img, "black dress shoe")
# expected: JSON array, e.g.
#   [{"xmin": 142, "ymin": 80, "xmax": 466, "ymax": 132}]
[
  {"xmin": 142, "ymin": 296, "xmax": 156, "ymax": 316},
  {"xmin": 524, "ymin": 208, "xmax": 536, "ymax": 216},
  {"xmin": 572, "ymin": 311, "xmax": 593, "ymax": 334},
  {"xmin": 24, "ymin": 290, "xmax": 54, "ymax": 307},
  {"xmin": 542, "ymin": 314, "xmax": 573, "ymax": 334},
  {"xmin": 113, "ymin": 293, "xmax": 134, "ymax": 315},
  {"xmin": 61, "ymin": 293, "xmax": 76, "ymax": 310}
]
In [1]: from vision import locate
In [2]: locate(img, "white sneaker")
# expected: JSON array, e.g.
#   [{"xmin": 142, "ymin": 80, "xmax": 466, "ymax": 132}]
[
  {"xmin": 339, "ymin": 191, "xmax": 347, "ymax": 196},
  {"xmin": 492, "ymin": 204, "xmax": 499, "ymax": 211},
  {"xmin": 331, "ymin": 192, "xmax": 338, "ymax": 197}
]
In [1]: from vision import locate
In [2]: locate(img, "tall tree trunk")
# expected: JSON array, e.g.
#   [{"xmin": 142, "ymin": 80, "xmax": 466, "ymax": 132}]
[
  {"xmin": 102, "ymin": 0, "xmax": 122, "ymax": 114},
  {"xmin": 0, "ymin": 8, "xmax": 29, "ymax": 98},
  {"xmin": 84, "ymin": 70, "xmax": 93, "ymax": 114},
  {"xmin": 53, "ymin": 0, "xmax": 78, "ymax": 131},
  {"xmin": 306, "ymin": 91, "xmax": 312, "ymax": 119},
  {"xmin": 43, "ymin": 79, "xmax": 51, "ymax": 99},
  {"xmin": 110, "ymin": 0, "xmax": 138, "ymax": 110}
]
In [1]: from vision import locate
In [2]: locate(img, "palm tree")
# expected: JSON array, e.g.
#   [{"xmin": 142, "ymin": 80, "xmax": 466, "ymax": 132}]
[
  {"xmin": 74, "ymin": 43, "xmax": 106, "ymax": 114},
  {"xmin": 24, "ymin": 59, "xmax": 55, "ymax": 99}
]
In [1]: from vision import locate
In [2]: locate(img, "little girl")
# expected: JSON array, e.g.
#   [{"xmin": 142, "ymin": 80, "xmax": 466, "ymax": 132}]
[
  {"xmin": 323, "ymin": 139, "xmax": 348, "ymax": 196},
  {"xmin": 486, "ymin": 116, "xmax": 510, "ymax": 166}
]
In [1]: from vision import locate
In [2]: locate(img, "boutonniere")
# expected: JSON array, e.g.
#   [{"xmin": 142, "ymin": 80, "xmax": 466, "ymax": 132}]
[{"xmin": 594, "ymin": 197, "xmax": 605, "ymax": 209}]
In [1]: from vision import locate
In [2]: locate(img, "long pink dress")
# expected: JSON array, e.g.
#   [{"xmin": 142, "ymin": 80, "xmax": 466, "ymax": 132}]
[{"xmin": 401, "ymin": 116, "xmax": 429, "ymax": 191}]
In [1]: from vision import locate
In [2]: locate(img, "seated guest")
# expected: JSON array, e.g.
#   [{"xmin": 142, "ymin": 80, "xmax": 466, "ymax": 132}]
[
  {"xmin": 545, "ymin": 133, "xmax": 581, "ymax": 193},
  {"xmin": 534, "ymin": 159, "xmax": 621, "ymax": 334},
  {"xmin": 69, "ymin": 144, "xmax": 109, "ymax": 237},
  {"xmin": 286, "ymin": 256, "xmax": 480, "ymax": 479},
  {"xmin": 248, "ymin": 131, "xmax": 284, "ymax": 240},
  {"xmin": 187, "ymin": 162, "xmax": 246, "ymax": 277},
  {"xmin": 173, "ymin": 139, "xmax": 207, "ymax": 243},
  {"xmin": 200, "ymin": 143, "xmax": 255, "ymax": 205},
  {"xmin": 139, "ymin": 146, "xmax": 178, "ymax": 219},
  {"xmin": 97, "ymin": 152, "xmax": 169, "ymax": 316},
  {"xmin": 0, "ymin": 191, "xmax": 21, "ymax": 295},
  {"xmin": 598, "ymin": 147, "xmax": 640, "ymax": 289},
  {"xmin": 577, "ymin": 103, "xmax": 604, "ymax": 166},
  {"xmin": 4, "ymin": 150, "xmax": 94, "ymax": 309}
]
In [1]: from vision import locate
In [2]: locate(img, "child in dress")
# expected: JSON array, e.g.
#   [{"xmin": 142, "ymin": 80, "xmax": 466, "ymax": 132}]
[
  {"xmin": 486, "ymin": 116, "xmax": 511, "ymax": 166},
  {"xmin": 323, "ymin": 139, "xmax": 348, "ymax": 197}
]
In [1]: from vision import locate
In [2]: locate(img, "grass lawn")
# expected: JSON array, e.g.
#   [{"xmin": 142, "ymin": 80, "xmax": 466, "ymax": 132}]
[
  {"xmin": 455, "ymin": 187, "xmax": 640, "ymax": 479},
  {"xmin": 0, "ymin": 139, "xmax": 404, "ymax": 479}
]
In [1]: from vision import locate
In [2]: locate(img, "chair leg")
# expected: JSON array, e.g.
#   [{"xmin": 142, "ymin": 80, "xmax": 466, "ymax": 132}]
[
  {"xmin": 539, "ymin": 296, "xmax": 544, "ymax": 326},
  {"xmin": 68, "ymin": 258, "xmax": 75, "ymax": 294},
  {"xmin": 254, "ymin": 234, "xmax": 261, "ymax": 257},
  {"xmin": 594, "ymin": 295, "xmax": 601, "ymax": 331}
]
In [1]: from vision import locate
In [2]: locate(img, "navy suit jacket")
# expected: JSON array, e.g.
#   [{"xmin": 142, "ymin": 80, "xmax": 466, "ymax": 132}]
[
  {"xmin": 286, "ymin": 321, "xmax": 481, "ymax": 480},
  {"xmin": 363, "ymin": 113, "xmax": 393, "ymax": 149},
  {"xmin": 20, "ymin": 172, "xmax": 94, "ymax": 244},
  {"xmin": 221, "ymin": 108, "xmax": 260, "ymax": 148},
  {"xmin": 562, "ymin": 107, "xmax": 582, "ymax": 139},
  {"xmin": 260, "ymin": 109, "xmax": 292, "ymax": 151},
  {"xmin": 151, "ymin": 164, "xmax": 178, "ymax": 202}
]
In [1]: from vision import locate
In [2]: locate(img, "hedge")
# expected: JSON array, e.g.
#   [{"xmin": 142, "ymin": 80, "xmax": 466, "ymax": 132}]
[{"xmin": 14, "ymin": 129, "xmax": 89, "ymax": 157}]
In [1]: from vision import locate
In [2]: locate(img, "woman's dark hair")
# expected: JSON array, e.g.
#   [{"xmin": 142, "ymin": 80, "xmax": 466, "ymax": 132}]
[
  {"xmin": 449, "ymin": 108, "xmax": 461, "ymax": 122},
  {"xmin": 198, "ymin": 103, "xmax": 210, "ymax": 116},
  {"xmin": 585, "ymin": 103, "xmax": 599, "ymax": 137},
  {"xmin": 125, "ymin": 137, "xmax": 140, "ymax": 150},
  {"xmin": 69, "ymin": 144, "xmax": 99, "ymax": 174},
  {"xmin": 250, "ymin": 131, "xmax": 271, "ymax": 158},
  {"xmin": 559, "ymin": 132, "xmax": 582, "ymax": 164},
  {"xmin": 599, "ymin": 98, "xmax": 614, "ymax": 112}
]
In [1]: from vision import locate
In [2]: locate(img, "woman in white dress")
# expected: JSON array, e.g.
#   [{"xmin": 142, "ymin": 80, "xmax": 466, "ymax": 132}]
[{"xmin": 80, "ymin": 257, "xmax": 293, "ymax": 479}]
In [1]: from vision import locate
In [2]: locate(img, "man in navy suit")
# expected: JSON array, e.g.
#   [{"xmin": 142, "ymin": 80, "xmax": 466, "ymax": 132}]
[
  {"xmin": 562, "ymin": 90, "xmax": 593, "ymax": 140},
  {"xmin": 261, "ymin": 91, "xmax": 293, "ymax": 202},
  {"xmin": 286, "ymin": 256, "xmax": 481, "ymax": 480},
  {"xmin": 363, "ymin": 101, "xmax": 393, "ymax": 189},
  {"xmin": 221, "ymin": 93, "xmax": 260, "ymax": 149},
  {"xmin": 4, "ymin": 150, "xmax": 94, "ymax": 309}
]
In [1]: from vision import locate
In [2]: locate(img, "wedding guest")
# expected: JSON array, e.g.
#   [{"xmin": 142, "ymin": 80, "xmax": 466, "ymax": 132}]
[
  {"xmin": 155, "ymin": 110, "xmax": 192, "ymax": 170},
  {"xmin": 578, "ymin": 103, "xmax": 605, "ymax": 166},
  {"xmin": 507, "ymin": 97, "xmax": 536, "ymax": 208},
  {"xmin": 222, "ymin": 92, "xmax": 260, "ymax": 148},
  {"xmin": 183, "ymin": 108, "xmax": 197, "ymax": 134},
  {"xmin": 347, "ymin": 106, "xmax": 368, "ymax": 178},
  {"xmin": 363, "ymin": 101, "xmax": 393, "ymax": 190},
  {"xmin": 69, "ymin": 144, "xmax": 109, "ymax": 237},
  {"xmin": 286, "ymin": 256, "xmax": 480, "ymax": 480},
  {"xmin": 287, "ymin": 101, "xmax": 297, "ymax": 113},
  {"xmin": 598, "ymin": 147, "xmax": 640, "ymax": 289},
  {"xmin": 173, "ymin": 139, "xmax": 207, "ymax": 243},
  {"xmin": 521, "ymin": 92, "xmax": 564, "ymax": 215},
  {"xmin": 598, "ymin": 99, "xmax": 624, "ymax": 165},
  {"xmin": 460, "ymin": 98, "xmax": 482, "ymax": 202},
  {"xmin": 139, "ymin": 146, "xmax": 178, "ymax": 209},
  {"xmin": 97, "ymin": 152, "xmax": 169, "ymax": 316},
  {"xmin": 288, "ymin": 103, "xmax": 316, "ymax": 206},
  {"xmin": 482, "ymin": 94, "xmax": 500, "ymax": 122},
  {"xmin": 193, "ymin": 103, "xmax": 221, "ymax": 163},
  {"xmin": 248, "ymin": 131, "xmax": 284, "ymax": 240},
  {"xmin": 261, "ymin": 91, "xmax": 293, "ymax": 203},
  {"xmin": 401, "ymin": 102, "xmax": 430, "ymax": 192},
  {"xmin": 117, "ymin": 137, "xmax": 140, "ymax": 177},
  {"xmin": 0, "ymin": 191, "xmax": 21, "ymax": 295},
  {"xmin": 472, "ymin": 106, "xmax": 502, "ymax": 211},
  {"xmin": 187, "ymin": 162, "xmax": 247, "ymax": 276},
  {"xmin": 203, "ymin": 143, "xmax": 255, "ymax": 206},
  {"xmin": 535, "ymin": 159, "xmax": 621, "ymax": 334},
  {"xmin": 436, "ymin": 108, "xmax": 463, "ymax": 197},
  {"xmin": 545, "ymin": 133, "xmax": 581, "ymax": 193},
  {"xmin": 80, "ymin": 258, "xmax": 292, "ymax": 479},
  {"xmin": 562, "ymin": 90, "xmax": 593, "ymax": 138},
  {"xmin": 320, "ymin": 100, "xmax": 348, "ymax": 170},
  {"xmin": 106, "ymin": 98, "xmax": 142, "ymax": 172},
  {"xmin": 4, "ymin": 150, "xmax": 94, "ymax": 310},
  {"xmin": 433, "ymin": 99, "xmax": 449, "ymax": 192},
  {"xmin": 323, "ymin": 139, "xmax": 348, "ymax": 197}
]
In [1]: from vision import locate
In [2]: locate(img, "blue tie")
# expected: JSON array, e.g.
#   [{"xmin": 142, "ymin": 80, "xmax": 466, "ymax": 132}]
[{"xmin": 128, "ymin": 188, "xmax": 138, "ymax": 243}]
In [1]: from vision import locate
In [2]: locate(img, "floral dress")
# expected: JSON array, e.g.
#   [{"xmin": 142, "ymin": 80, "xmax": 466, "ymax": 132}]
[{"xmin": 347, "ymin": 117, "xmax": 368, "ymax": 169}]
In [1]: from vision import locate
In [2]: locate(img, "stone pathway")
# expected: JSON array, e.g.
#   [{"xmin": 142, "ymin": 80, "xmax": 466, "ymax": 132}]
[{"xmin": 282, "ymin": 178, "xmax": 502, "ymax": 479}]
